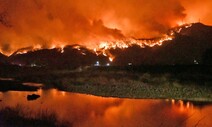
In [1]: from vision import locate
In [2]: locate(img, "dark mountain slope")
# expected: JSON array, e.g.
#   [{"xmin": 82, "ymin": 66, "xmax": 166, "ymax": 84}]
[{"xmin": 7, "ymin": 23, "xmax": 212, "ymax": 67}]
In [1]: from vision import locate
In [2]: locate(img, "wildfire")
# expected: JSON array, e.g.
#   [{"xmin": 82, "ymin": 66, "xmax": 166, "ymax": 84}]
[
  {"xmin": 91, "ymin": 34, "xmax": 175, "ymax": 61},
  {"xmin": 12, "ymin": 44, "xmax": 66, "ymax": 55},
  {"xmin": 109, "ymin": 57, "xmax": 114, "ymax": 62},
  {"xmin": 13, "ymin": 45, "xmax": 42, "ymax": 55},
  {"xmin": 1, "ymin": 23, "xmax": 193, "ymax": 62},
  {"xmin": 172, "ymin": 23, "xmax": 193, "ymax": 33},
  {"xmin": 2, "ymin": 31, "xmax": 175, "ymax": 62},
  {"xmin": 0, "ymin": 50, "xmax": 3, "ymax": 55}
]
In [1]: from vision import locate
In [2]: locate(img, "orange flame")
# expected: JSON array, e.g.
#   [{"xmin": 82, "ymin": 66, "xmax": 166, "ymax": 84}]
[{"xmin": 91, "ymin": 34, "xmax": 175, "ymax": 61}]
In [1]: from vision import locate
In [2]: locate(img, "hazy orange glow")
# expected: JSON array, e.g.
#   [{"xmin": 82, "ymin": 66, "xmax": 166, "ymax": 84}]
[
  {"xmin": 180, "ymin": 0, "xmax": 212, "ymax": 25},
  {"xmin": 0, "ymin": 0, "xmax": 212, "ymax": 56}
]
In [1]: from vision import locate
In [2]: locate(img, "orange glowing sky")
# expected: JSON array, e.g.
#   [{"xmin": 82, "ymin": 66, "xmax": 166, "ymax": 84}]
[{"xmin": 0, "ymin": 0, "xmax": 212, "ymax": 55}]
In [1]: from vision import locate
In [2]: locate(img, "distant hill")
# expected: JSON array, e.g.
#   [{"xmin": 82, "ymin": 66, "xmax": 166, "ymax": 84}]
[
  {"xmin": 8, "ymin": 45, "xmax": 109, "ymax": 68},
  {"xmin": 7, "ymin": 23, "xmax": 212, "ymax": 67},
  {"xmin": 0, "ymin": 53, "xmax": 7, "ymax": 65},
  {"xmin": 111, "ymin": 23, "xmax": 212, "ymax": 65}
]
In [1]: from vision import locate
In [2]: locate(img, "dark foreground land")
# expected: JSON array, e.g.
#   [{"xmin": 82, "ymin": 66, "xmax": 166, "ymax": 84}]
[
  {"xmin": 0, "ymin": 105, "xmax": 68, "ymax": 127},
  {"xmin": 0, "ymin": 65, "xmax": 212, "ymax": 102}
]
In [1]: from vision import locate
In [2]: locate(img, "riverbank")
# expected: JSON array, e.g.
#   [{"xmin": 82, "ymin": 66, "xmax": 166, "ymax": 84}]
[
  {"xmin": 0, "ymin": 105, "xmax": 68, "ymax": 127},
  {"xmin": 0, "ymin": 65, "xmax": 212, "ymax": 102}
]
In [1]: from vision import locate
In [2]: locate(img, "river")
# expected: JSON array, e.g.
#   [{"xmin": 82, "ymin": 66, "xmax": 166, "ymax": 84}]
[{"xmin": 0, "ymin": 88, "xmax": 211, "ymax": 127}]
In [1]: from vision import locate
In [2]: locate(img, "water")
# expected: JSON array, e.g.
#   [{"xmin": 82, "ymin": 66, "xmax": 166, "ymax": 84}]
[{"xmin": 0, "ymin": 88, "xmax": 212, "ymax": 127}]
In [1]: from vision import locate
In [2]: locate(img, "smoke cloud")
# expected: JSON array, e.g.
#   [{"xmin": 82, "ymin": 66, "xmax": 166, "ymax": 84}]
[
  {"xmin": 0, "ymin": 0, "xmax": 211, "ymax": 55},
  {"xmin": 180, "ymin": 0, "xmax": 212, "ymax": 25}
]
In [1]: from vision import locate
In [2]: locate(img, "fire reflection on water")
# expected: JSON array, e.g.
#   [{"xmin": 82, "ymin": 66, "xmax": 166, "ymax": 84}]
[{"xmin": 0, "ymin": 89, "xmax": 211, "ymax": 127}]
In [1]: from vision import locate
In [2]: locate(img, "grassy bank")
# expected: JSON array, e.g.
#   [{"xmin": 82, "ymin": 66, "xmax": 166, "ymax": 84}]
[
  {"xmin": 0, "ymin": 65, "xmax": 212, "ymax": 101},
  {"xmin": 0, "ymin": 105, "xmax": 68, "ymax": 127},
  {"xmin": 51, "ymin": 69, "xmax": 212, "ymax": 102}
]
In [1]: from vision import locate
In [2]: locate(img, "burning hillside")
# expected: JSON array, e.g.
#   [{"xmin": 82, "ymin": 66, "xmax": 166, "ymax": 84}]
[
  {"xmin": 2, "ymin": 23, "xmax": 189, "ymax": 55},
  {"xmin": 1, "ymin": 0, "xmax": 212, "ymax": 56},
  {"xmin": 5, "ymin": 23, "xmax": 212, "ymax": 67},
  {"xmin": 1, "ymin": 0, "xmax": 212, "ymax": 67},
  {"xmin": 6, "ymin": 23, "xmax": 192, "ymax": 62}
]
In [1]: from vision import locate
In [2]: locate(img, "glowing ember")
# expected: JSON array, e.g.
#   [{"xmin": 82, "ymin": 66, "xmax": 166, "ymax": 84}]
[
  {"xmin": 73, "ymin": 45, "xmax": 81, "ymax": 50},
  {"xmin": 14, "ymin": 45, "xmax": 43, "ymax": 55},
  {"xmin": 109, "ymin": 57, "xmax": 114, "ymax": 62},
  {"xmin": 172, "ymin": 23, "xmax": 193, "ymax": 34},
  {"xmin": 58, "ymin": 45, "xmax": 65, "ymax": 53}
]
